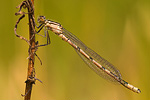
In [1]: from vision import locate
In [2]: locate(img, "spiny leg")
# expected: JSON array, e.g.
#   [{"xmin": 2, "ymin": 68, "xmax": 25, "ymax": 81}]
[
  {"xmin": 36, "ymin": 29, "xmax": 51, "ymax": 47},
  {"xmin": 35, "ymin": 24, "xmax": 46, "ymax": 37},
  {"xmin": 27, "ymin": 30, "xmax": 50, "ymax": 64},
  {"xmin": 34, "ymin": 53, "xmax": 42, "ymax": 65},
  {"xmin": 27, "ymin": 25, "xmax": 51, "ymax": 64},
  {"xmin": 34, "ymin": 25, "xmax": 51, "ymax": 47},
  {"xmin": 27, "ymin": 41, "xmax": 43, "ymax": 65},
  {"xmin": 27, "ymin": 27, "xmax": 51, "ymax": 64}
]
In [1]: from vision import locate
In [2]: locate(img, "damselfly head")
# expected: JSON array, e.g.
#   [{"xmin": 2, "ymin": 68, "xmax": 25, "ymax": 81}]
[{"xmin": 38, "ymin": 16, "xmax": 46, "ymax": 23}]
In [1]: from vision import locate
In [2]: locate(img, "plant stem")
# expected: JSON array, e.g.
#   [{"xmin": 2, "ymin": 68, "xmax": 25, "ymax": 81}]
[{"xmin": 24, "ymin": 0, "xmax": 35, "ymax": 100}]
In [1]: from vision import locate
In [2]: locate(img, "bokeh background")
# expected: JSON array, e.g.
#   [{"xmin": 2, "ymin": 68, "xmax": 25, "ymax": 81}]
[{"xmin": 0, "ymin": 0, "xmax": 149, "ymax": 100}]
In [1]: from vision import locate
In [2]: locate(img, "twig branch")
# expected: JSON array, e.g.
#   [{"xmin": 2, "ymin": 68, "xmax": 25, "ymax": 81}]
[
  {"xmin": 14, "ymin": 0, "xmax": 37, "ymax": 100},
  {"xmin": 24, "ymin": 0, "xmax": 35, "ymax": 99},
  {"xmin": 20, "ymin": 0, "xmax": 39, "ymax": 100}
]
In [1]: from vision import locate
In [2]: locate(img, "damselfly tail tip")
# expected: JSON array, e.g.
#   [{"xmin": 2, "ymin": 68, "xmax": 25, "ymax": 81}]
[
  {"xmin": 133, "ymin": 87, "xmax": 141, "ymax": 93},
  {"xmin": 137, "ymin": 89, "xmax": 141, "ymax": 93}
]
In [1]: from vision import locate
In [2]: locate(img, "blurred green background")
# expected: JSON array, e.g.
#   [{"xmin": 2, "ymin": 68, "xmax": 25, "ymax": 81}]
[{"xmin": 0, "ymin": 0, "xmax": 149, "ymax": 99}]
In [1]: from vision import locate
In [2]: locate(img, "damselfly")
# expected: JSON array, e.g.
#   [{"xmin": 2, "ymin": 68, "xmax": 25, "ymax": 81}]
[{"xmin": 36, "ymin": 16, "xmax": 141, "ymax": 93}]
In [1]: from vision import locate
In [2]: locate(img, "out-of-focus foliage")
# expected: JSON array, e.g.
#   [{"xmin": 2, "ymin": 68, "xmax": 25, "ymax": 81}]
[{"xmin": 0, "ymin": 0, "xmax": 149, "ymax": 100}]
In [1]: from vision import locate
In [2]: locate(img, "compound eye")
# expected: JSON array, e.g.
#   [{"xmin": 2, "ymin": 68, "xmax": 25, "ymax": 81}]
[{"xmin": 38, "ymin": 16, "xmax": 46, "ymax": 23}]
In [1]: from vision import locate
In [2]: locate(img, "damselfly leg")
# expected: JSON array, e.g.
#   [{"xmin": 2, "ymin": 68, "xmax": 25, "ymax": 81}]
[
  {"xmin": 35, "ymin": 23, "xmax": 51, "ymax": 47},
  {"xmin": 27, "ymin": 24, "xmax": 51, "ymax": 65}
]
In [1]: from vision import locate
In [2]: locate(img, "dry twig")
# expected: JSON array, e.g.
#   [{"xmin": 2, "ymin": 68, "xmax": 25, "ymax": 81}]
[{"xmin": 14, "ymin": 0, "xmax": 40, "ymax": 100}]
